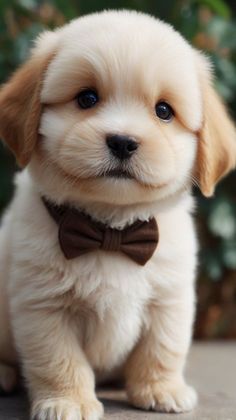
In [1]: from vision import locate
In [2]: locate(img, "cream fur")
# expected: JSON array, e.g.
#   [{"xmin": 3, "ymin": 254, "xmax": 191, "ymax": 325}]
[{"xmin": 0, "ymin": 9, "xmax": 235, "ymax": 420}]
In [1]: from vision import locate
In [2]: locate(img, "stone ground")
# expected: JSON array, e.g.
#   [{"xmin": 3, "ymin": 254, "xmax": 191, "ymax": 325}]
[{"xmin": 0, "ymin": 342, "xmax": 235, "ymax": 420}]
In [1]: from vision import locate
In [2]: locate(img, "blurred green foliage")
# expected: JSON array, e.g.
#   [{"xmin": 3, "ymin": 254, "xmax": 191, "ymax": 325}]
[{"xmin": 0, "ymin": 0, "xmax": 235, "ymax": 337}]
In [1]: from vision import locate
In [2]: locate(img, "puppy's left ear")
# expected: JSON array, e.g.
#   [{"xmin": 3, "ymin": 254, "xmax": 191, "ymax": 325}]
[
  {"xmin": 0, "ymin": 33, "xmax": 57, "ymax": 167},
  {"xmin": 195, "ymin": 53, "xmax": 236, "ymax": 197}
]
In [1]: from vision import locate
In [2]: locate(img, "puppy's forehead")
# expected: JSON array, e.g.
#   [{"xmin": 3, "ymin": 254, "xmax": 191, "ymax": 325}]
[{"xmin": 41, "ymin": 11, "xmax": 202, "ymax": 130}]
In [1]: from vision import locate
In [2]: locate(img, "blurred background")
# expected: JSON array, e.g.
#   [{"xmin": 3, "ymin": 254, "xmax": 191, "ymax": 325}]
[{"xmin": 0, "ymin": 0, "xmax": 235, "ymax": 339}]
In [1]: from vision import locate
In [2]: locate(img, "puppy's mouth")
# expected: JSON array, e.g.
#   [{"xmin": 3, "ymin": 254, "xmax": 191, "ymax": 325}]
[
  {"xmin": 99, "ymin": 168, "xmax": 170, "ymax": 190},
  {"xmin": 101, "ymin": 168, "xmax": 135, "ymax": 179},
  {"xmin": 54, "ymin": 159, "xmax": 168, "ymax": 190}
]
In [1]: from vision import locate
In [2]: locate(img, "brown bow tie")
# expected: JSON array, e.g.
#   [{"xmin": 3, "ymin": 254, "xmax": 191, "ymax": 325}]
[{"xmin": 43, "ymin": 199, "xmax": 159, "ymax": 266}]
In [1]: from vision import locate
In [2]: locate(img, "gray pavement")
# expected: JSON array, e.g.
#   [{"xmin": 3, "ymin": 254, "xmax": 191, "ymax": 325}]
[{"xmin": 0, "ymin": 342, "xmax": 235, "ymax": 419}]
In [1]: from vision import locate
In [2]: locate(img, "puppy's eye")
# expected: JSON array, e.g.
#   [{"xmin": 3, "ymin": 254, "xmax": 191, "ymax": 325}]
[
  {"xmin": 76, "ymin": 89, "xmax": 99, "ymax": 109},
  {"xmin": 155, "ymin": 102, "xmax": 174, "ymax": 121}
]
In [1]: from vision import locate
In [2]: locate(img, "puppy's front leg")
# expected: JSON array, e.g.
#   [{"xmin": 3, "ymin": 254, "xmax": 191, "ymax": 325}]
[
  {"xmin": 125, "ymin": 289, "xmax": 197, "ymax": 413},
  {"xmin": 13, "ymin": 309, "xmax": 103, "ymax": 420}
]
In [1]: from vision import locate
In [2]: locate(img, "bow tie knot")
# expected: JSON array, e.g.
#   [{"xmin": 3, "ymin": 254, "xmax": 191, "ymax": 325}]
[
  {"xmin": 102, "ymin": 228, "xmax": 122, "ymax": 252},
  {"xmin": 43, "ymin": 198, "xmax": 159, "ymax": 266}
]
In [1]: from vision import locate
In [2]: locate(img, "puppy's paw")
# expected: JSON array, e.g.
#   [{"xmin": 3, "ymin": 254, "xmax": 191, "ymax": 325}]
[
  {"xmin": 0, "ymin": 363, "xmax": 17, "ymax": 394},
  {"xmin": 127, "ymin": 379, "xmax": 197, "ymax": 413},
  {"xmin": 31, "ymin": 396, "xmax": 104, "ymax": 420},
  {"xmin": 81, "ymin": 398, "xmax": 104, "ymax": 420}
]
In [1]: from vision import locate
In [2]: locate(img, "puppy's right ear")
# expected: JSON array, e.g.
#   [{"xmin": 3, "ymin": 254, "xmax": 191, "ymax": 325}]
[{"xmin": 0, "ymin": 32, "xmax": 58, "ymax": 167}]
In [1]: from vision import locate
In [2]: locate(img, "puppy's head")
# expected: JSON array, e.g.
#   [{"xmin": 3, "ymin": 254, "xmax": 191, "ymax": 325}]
[{"xmin": 0, "ymin": 11, "xmax": 235, "ymax": 206}]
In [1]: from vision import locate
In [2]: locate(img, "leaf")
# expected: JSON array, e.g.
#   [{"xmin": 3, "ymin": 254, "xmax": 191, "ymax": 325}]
[{"xmin": 197, "ymin": 0, "xmax": 231, "ymax": 19}]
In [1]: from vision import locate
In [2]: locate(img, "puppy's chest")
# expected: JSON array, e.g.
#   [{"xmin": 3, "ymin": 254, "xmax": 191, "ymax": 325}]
[{"xmin": 69, "ymin": 255, "xmax": 152, "ymax": 371}]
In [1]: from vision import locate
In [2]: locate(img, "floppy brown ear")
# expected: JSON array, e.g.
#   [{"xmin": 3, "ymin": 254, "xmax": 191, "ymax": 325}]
[
  {"xmin": 195, "ymin": 54, "xmax": 236, "ymax": 197},
  {"xmin": 0, "ymin": 52, "xmax": 53, "ymax": 167}
]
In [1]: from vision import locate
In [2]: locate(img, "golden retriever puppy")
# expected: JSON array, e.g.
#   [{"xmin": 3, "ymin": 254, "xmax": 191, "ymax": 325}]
[{"xmin": 0, "ymin": 10, "xmax": 235, "ymax": 419}]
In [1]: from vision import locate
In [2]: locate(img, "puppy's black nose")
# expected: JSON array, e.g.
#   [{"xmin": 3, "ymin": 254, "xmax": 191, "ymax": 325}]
[{"xmin": 106, "ymin": 134, "xmax": 138, "ymax": 160}]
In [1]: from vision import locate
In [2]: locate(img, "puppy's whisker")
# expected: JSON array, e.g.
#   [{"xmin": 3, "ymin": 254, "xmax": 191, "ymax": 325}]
[{"xmin": 189, "ymin": 174, "xmax": 200, "ymax": 188}]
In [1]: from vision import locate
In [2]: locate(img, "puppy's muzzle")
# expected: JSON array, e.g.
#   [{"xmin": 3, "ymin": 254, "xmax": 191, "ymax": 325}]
[{"xmin": 106, "ymin": 134, "xmax": 139, "ymax": 160}]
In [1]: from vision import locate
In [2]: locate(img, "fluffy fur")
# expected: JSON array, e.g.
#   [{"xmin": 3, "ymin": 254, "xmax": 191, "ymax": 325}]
[{"xmin": 0, "ymin": 10, "xmax": 235, "ymax": 419}]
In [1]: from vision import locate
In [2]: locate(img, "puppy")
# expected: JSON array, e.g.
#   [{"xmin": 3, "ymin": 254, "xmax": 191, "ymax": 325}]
[{"xmin": 0, "ymin": 10, "xmax": 235, "ymax": 419}]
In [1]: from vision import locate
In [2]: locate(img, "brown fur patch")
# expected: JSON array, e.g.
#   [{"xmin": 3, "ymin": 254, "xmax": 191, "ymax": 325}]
[
  {"xmin": 196, "ymin": 72, "xmax": 236, "ymax": 196},
  {"xmin": 0, "ymin": 53, "xmax": 54, "ymax": 167}
]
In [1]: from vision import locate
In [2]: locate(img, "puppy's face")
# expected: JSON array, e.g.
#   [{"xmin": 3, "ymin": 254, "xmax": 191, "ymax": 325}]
[
  {"xmin": 37, "ymin": 13, "xmax": 201, "ymax": 205},
  {"xmin": 0, "ymin": 11, "xmax": 235, "ymax": 206}
]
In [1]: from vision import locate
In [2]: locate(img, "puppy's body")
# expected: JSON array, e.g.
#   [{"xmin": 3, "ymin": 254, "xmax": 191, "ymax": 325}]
[
  {"xmin": 1, "ymin": 169, "xmax": 196, "ymax": 368},
  {"xmin": 0, "ymin": 10, "xmax": 235, "ymax": 419},
  {"xmin": 0, "ymin": 170, "xmax": 197, "ymax": 410}
]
